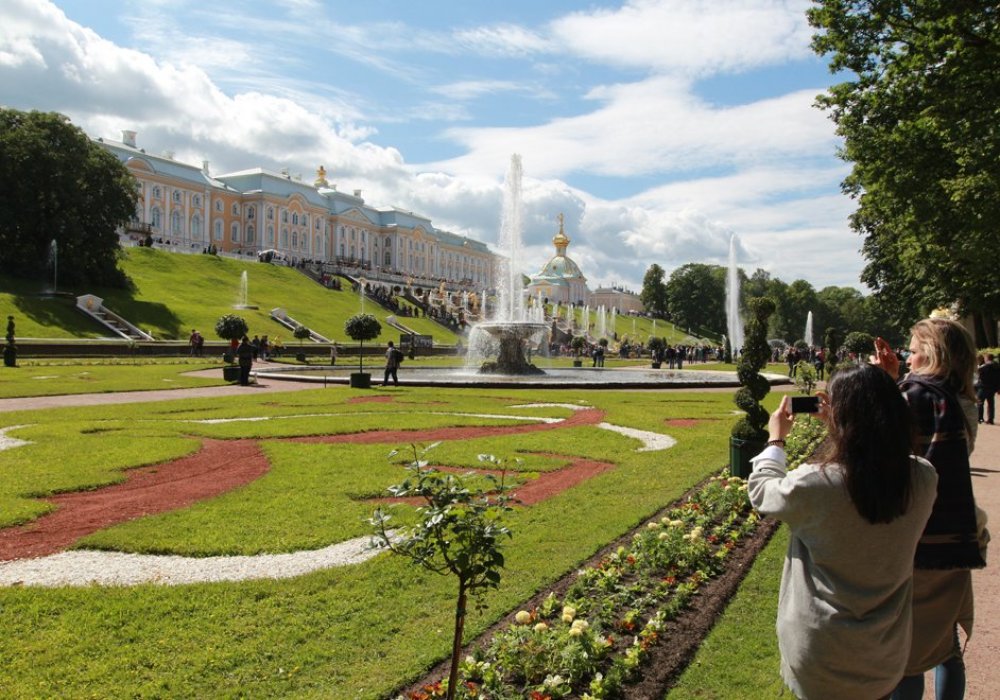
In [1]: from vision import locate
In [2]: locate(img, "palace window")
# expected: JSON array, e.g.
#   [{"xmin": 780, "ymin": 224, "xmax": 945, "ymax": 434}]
[
  {"xmin": 214, "ymin": 219, "xmax": 223, "ymax": 240},
  {"xmin": 171, "ymin": 210, "xmax": 182, "ymax": 235},
  {"xmin": 191, "ymin": 215, "xmax": 202, "ymax": 239},
  {"xmin": 151, "ymin": 207, "xmax": 161, "ymax": 229},
  {"xmin": 247, "ymin": 206, "xmax": 255, "ymax": 220},
  {"xmin": 231, "ymin": 223, "xmax": 240, "ymax": 242},
  {"xmin": 246, "ymin": 225, "xmax": 255, "ymax": 243},
  {"xmin": 152, "ymin": 186, "xmax": 161, "ymax": 200},
  {"xmin": 232, "ymin": 203, "xmax": 239, "ymax": 216},
  {"xmin": 267, "ymin": 226, "xmax": 274, "ymax": 245},
  {"xmin": 172, "ymin": 191, "xmax": 181, "ymax": 204}
]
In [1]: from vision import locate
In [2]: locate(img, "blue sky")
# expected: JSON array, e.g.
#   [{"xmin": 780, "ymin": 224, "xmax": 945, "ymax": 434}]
[{"xmin": 0, "ymin": 0, "xmax": 861, "ymax": 293}]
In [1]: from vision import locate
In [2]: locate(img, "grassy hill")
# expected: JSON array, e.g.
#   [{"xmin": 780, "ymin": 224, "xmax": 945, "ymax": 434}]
[{"xmin": 0, "ymin": 248, "xmax": 459, "ymax": 345}]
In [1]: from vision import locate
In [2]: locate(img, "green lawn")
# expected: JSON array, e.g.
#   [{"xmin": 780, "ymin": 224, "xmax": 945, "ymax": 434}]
[
  {"xmin": 0, "ymin": 247, "xmax": 459, "ymax": 344},
  {"xmin": 0, "ymin": 358, "xmax": 224, "ymax": 398},
  {"xmin": 0, "ymin": 384, "xmax": 764, "ymax": 698}
]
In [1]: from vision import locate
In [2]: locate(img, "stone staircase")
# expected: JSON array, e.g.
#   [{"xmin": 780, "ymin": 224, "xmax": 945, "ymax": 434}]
[{"xmin": 75, "ymin": 295, "xmax": 154, "ymax": 341}]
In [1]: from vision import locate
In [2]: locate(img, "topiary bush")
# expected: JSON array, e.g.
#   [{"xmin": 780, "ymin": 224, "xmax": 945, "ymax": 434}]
[
  {"xmin": 4, "ymin": 315, "xmax": 16, "ymax": 367},
  {"xmin": 344, "ymin": 313, "xmax": 381, "ymax": 372},
  {"xmin": 842, "ymin": 331, "xmax": 874, "ymax": 362},
  {"xmin": 732, "ymin": 297, "xmax": 776, "ymax": 441},
  {"xmin": 214, "ymin": 314, "xmax": 248, "ymax": 341},
  {"xmin": 293, "ymin": 325, "xmax": 311, "ymax": 344},
  {"xmin": 824, "ymin": 326, "xmax": 841, "ymax": 375}
]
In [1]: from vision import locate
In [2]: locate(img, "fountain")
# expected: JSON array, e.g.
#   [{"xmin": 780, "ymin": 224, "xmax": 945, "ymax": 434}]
[
  {"xmin": 726, "ymin": 234, "xmax": 744, "ymax": 356},
  {"xmin": 234, "ymin": 270, "xmax": 259, "ymax": 310},
  {"xmin": 804, "ymin": 311, "xmax": 814, "ymax": 348},
  {"xmin": 466, "ymin": 155, "xmax": 549, "ymax": 374}
]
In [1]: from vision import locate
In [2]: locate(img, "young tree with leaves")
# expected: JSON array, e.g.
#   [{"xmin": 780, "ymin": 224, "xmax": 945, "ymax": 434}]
[{"xmin": 371, "ymin": 445, "xmax": 514, "ymax": 700}]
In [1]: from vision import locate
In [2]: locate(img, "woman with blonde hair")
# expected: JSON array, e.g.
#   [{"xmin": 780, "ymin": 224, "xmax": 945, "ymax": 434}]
[
  {"xmin": 876, "ymin": 318, "xmax": 984, "ymax": 700},
  {"xmin": 749, "ymin": 364, "xmax": 938, "ymax": 699}
]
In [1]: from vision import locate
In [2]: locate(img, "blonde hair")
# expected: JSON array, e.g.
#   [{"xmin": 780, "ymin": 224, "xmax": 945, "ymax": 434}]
[{"xmin": 909, "ymin": 318, "xmax": 977, "ymax": 399}]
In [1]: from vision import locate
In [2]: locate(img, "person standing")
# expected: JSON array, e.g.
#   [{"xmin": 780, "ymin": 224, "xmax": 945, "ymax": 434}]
[
  {"xmin": 330, "ymin": 342, "xmax": 338, "ymax": 366},
  {"xmin": 383, "ymin": 340, "xmax": 402, "ymax": 387},
  {"xmin": 875, "ymin": 319, "xmax": 985, "ymax": 700},
  {"xmin": 236, "ymin": 335, "xmax": 254, "ymax": 386},
  {"xmin": 749, "ymin": 366, "xmax": 938, "ymax": 700},
  {"xmin": 189, "ymin": 329, "xmax": 200, "ymax": 357},
  {"xmin": 977, "ymin": 353, "xmax": 1000, "ymax": 424}
]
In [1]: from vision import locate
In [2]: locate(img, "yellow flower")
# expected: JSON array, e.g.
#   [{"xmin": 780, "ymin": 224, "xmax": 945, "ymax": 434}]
[
  {"xmin": 569, "ymin": 627, "xmax": 584, "ymax": 637},
  {"xmin": 515, "ymin": 610, "xmax": 531, "ymax": 624},
  {"xmin": 534, "ymin": 622, "xmax": 549, "ymax": 632},
  {"xmin": 571, "ymin": 619, "xmax": 589, "ymax": 631}
]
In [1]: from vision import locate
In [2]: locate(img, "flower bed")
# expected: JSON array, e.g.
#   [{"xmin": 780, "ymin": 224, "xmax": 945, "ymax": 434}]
[{"xmin": 400, "ymin": 416, "xmax": 826, "ymax": 700}]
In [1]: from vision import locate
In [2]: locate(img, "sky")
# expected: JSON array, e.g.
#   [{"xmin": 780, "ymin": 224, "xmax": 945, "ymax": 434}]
[{"xmin": 0, "ymin": 0, "xmax": 863, "ymax": 294}]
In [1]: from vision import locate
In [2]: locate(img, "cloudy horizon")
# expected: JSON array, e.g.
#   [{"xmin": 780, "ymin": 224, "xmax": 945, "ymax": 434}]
[{"xmin": 0, "ymin": 0, "xmax": 864, "ymax": 293}]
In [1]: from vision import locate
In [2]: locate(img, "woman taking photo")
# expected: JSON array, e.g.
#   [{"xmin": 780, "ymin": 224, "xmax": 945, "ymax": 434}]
[
  {"xmin": 748, "ymin": 364, "xmax": 938, "ymax": 700},
  {"xmin": 875, "ymin": 319, "xmax": 984, "ymax": 700}
]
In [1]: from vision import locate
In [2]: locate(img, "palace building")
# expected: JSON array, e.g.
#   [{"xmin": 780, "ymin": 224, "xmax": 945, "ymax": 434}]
[{"xmin": 98, "ymin": 130, "xmax": 497, "ymax": 290}]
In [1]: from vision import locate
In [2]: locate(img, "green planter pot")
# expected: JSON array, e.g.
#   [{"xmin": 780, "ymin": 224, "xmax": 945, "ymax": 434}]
[
  {"xmin": 296, "ymin": 353, "xmax": 307, "ymax": 363},
  {"xmin": 222, "ymin": 365, "xmax": 241, "ymax": 383},
  {"xmin": 572, "ymin": 360, "xmax": 583, "ymax": 368},
  {"xmin": 349, "ymin": 372, "xmax": 371, "ymax": 389},
  {"xmin": 729, "ymin": 436, "xmax": 766, "ymax": 479}
]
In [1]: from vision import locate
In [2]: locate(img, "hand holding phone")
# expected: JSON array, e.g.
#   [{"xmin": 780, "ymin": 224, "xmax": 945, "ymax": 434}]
[{"xmin": 790, "ymin": 396, "xmax": 820, "ymax": 413}]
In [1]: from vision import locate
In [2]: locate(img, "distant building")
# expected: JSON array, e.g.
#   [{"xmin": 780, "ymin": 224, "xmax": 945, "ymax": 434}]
[
  {"xmin": 525, "ymin": 214, "xmax": 590, "ymax": 305},
  {"xmin": 97, "ymin": 131, "xmax": 497, "ymax": 289},
  {"xmin": 589, "ymin": 285, "xmax": 643, "ymax": 314}
]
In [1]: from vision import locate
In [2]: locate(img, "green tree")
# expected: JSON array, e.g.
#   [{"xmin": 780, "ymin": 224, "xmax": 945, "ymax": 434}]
[
  {"xmin": 214, "ymin": 314, "xmax": 248, "ymax": 341},
  {"xmin": 371, "ymin": 445, "xmax": 514, "ymax": 700},
  {"xmin": 0, "ymin": 109, "xmax": 136, "ymax": 287},
  {"xmin": 639, "ymin": 264, "xmax": 669, "ymax": 318},
  {"xmin": 809, "ymin": 1, "xmax": 1000, "ymax": 346},
  {"xmin": 665, "ymin": 263, "xmax": 726, "ymax": 337},
  {"xmin": 344, "ymin": 313, "xmax": 381, "ymax": 372}
]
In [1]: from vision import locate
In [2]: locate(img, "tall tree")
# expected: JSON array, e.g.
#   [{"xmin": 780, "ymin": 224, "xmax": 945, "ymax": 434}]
[
  {"xmin": 639, "ymin": 263, "xmax": 669, "ymax": 318},
  {"xmin": 809, "ymin": 1, "xmax": 1000, "ymax": 346},
  {"xmin": 0, "ymin": 109, "xmax": 136, "ymax": 288},
  {"xmin": 665, "ymin": 263, "xmax": 726, "ymax": 337}
]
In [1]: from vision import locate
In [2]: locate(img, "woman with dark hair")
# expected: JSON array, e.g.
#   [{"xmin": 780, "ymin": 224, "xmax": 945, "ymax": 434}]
[
  {"xmin": 748, "ymin": 364, "xmax": 938, "ymax": 700},
  {"xmin": 875, "ymin": 318, "xmax": 984, "ymax": 700}
]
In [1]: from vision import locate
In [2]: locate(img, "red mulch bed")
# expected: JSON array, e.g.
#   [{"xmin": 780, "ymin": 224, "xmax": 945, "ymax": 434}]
[
  {"xmin": 0, "ymin": 409, "xmax": 606, "ymax": 561},
  {"xmin": 0, "ymin": 439, "xmax": 268, "ymax": 560}
]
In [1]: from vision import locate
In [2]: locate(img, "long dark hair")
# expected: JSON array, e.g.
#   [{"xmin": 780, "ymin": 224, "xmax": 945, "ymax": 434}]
[{"xmin": 817, "ymin": 364, "xmax": 915, "ymax": 524}]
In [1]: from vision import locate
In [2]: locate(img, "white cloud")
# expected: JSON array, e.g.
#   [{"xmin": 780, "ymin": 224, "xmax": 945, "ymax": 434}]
[
  {"xmin": 552, "ymin": 0, "xmax": 814, "ymax": 76},
  {"xmin": 452, "ymin": 24, "xmax": 549, "ymax": 57}
]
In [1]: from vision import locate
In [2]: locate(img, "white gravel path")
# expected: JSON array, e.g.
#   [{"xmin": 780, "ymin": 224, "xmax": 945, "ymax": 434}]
[
  {"xmin": 0, "ymin": 534, "xmax": 386, "ymax": 588},
  {"xmin": 596, "ymin": 423, "xmax": 677, "ymax": 451}
]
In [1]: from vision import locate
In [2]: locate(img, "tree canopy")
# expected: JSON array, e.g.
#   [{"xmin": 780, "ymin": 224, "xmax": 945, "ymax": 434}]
[
  {"xmin": 665, "ymin": 263, "xmax": 728, "ymax": 339},
  {"xmin": 639, "ymin": 264, "xmax": 669, "ymax": 318},
  {"xmin": 0, "ymin": 109, "xmax": 137, "ymax": 288},
  {"xmin": 809, "ymin": 0, "xmax": 1000, "ymax": 345}
]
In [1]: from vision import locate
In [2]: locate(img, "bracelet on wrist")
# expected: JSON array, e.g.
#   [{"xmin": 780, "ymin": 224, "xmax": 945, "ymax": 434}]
[{"xmin": 766, "ymin": 439, "xmax": 786, "ymax": 448}]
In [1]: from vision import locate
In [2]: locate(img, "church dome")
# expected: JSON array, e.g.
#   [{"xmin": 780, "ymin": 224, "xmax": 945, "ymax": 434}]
[{"xmin": 538, "ymin": 255, "xmax": 584, "ymax": 280}]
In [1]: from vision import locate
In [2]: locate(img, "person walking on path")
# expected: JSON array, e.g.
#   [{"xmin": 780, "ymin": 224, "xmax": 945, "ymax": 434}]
[
  {"xmin": 977, "ymin": 353, "xmax": 1000, "ymax": 425},
  {"xmin": 383, "ymin": 341, "xmax": 402, "ymax": 387},
  {"xmin": 236, "ymin": 335, "xmax": 254, "ymax": 386},
  {"xmin": 749, "ymin": 366, "xmax": 938, "ymax": 700}
]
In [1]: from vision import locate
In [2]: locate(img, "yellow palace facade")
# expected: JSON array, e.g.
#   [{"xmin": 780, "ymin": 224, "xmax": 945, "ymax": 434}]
[{"xmin": 98, "ymin": 130, "xmax": 497, "ymax": 289}]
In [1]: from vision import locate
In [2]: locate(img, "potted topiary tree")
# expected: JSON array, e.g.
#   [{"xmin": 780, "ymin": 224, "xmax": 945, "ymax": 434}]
[
  {"xmin": 3, "ymin": 315, "xmax": 17, "ymax": 368},
  {"xmin": 730, "ymin": 296, "xmax": 776, "ymax": 478},
  {"xmin": 344, "ymin": 313, "xmax": 381, "ymax": 388},
  {"xmin": 215, "ymin": 314, "xmax": 248, "ymax": 382},
  {"xmin": 293, "ymin": 325, "xmax": 311, "ymax": 362},
  {"xmin": 824, "ymin": 326, "xmax": 841, "ymax": 376},
  {"xmin": 842, "ymin": 331, "xmax": 874, "ymax": 365},
  {"xmin": 647, "ymin": 336, "xmax": 665, "ymax": 369},
  {"xmin": 570, "ymin": 335, "xmax": 586, "ymax": 367}
]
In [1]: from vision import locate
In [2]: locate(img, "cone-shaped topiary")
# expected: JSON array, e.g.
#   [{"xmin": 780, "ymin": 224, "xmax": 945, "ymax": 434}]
[{"xmin": 732, "ymin": 297, "xmax": 776, "ymax": 441}]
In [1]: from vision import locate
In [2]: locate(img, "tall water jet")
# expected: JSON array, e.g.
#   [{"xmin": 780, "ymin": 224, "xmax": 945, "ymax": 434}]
[
  {"xmin": 48, "ymin": 239, "xmax": 58, "ymax": 294},
  {"xmin": 466, "ymin": 155, "xmax": 548, "ymax": 374},
  {"xmin": 234, "ymin": 270, "xmax": 259, "ymax": 309},
  {"xmin": 725, "ymin": 234, "xmax": 744, "ymax": 356},
  {"xmin": 804, "ymin": 311, "xmax": 814, "ymax": 348}
]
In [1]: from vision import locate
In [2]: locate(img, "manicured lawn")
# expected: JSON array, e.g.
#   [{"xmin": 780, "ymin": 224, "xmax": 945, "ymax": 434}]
[
  {"xmin": 0, "ymin": 384, "xmax": 765, "ymax": 698},
  {"xmin": 0, "ymin": 359, "xmax": 224, "ymax": 399}
]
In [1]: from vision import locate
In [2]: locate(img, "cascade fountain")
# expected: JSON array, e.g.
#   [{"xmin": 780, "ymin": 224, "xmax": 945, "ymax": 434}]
[
  {"xmin": 234, "ymin": 270, "xmax": 259, "ymax": 310},
  {"xmin": 726, "ymin": 234, "xmax": 744, "ymax": 356},
  {"xmin": 804, "ymin": 311, "xmax": 814, "ymax": 348},
  {"xmin": 610, "ymin": 307, "xmax": 617, "ymax": 338},
  {"xmin": 596, "ymin": 305, "xmax": 606, "ymax": 338},
  {"xmin": 465, "ymin": 155, "xmax": 549, "ymax": 374}
]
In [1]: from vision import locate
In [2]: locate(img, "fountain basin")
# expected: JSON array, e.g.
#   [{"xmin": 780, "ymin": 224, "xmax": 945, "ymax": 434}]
[{"xmin": 253, "ymin": 365, "xmax": 791, "ymax": 390}]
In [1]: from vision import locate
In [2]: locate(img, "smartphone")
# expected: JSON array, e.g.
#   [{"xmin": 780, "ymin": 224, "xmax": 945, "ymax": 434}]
[{"xmin": 790, "ymin": 396, "xmax": 820, "ymax": 414}]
